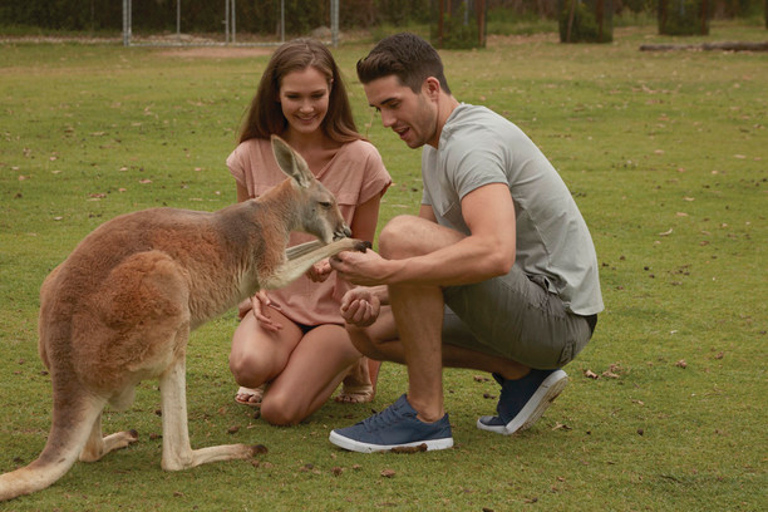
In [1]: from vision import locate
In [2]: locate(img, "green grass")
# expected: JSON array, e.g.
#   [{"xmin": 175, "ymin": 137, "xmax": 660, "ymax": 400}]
[{"xmin": 1, "ymin": 21, "xmax": 766, "ymax": 510}]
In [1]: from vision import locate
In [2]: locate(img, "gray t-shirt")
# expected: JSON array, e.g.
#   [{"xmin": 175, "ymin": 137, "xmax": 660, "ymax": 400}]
[{"xmin": 421, "ymin": 103, "xmax": 603, "ymax": 316}]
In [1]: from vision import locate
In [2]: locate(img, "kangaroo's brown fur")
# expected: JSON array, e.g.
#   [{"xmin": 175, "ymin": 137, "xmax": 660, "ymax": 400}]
[{"xmin": 0, "ymin": 136, "xmax": 368, "ymax": 501}]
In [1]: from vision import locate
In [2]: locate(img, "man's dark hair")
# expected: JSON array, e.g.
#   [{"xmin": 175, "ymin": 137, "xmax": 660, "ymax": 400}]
[{"xmin": 356, "ymin": 33, "xmax": 451, "ymax": 94}]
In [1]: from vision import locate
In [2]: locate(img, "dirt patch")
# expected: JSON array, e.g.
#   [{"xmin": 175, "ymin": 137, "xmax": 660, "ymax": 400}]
[{"xmin": 157, "ymin": 46, "xmax": 275, "ymax": 59}]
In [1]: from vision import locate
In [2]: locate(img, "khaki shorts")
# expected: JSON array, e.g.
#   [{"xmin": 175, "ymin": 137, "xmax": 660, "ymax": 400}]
[{"xmin": 442, "ymin": 266, "xmax": 595, "ymax": 369}]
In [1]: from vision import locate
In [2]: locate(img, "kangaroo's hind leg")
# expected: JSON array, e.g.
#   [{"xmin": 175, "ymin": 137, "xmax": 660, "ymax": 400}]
[
  {"xmin": 159, "ymin": 333, "xmax": 261, "ymax": 471},
  {"xmin": 79, "ymin": 410, "xmax": 139, "ymax": 463}
]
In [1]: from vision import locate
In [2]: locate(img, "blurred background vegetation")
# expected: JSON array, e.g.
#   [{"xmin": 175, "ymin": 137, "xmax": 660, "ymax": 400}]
[{"xmin": 0, "ymin": 0, "xmax": 765, "ymax": 38}]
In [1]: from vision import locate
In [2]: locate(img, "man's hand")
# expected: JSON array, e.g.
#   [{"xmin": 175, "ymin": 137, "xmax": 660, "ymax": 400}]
[
  {"xmin": 340, "ymin": 287, "xmax": 381, "ymax": 327},
  {"xmin": 330, "ymin": 249, "xmax": 394, "ymax": 287}
]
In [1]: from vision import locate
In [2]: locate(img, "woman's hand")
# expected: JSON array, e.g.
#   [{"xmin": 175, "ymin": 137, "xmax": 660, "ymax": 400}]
[
  {"xmin": 307, "ymin": 258, "xmax": 332, "ymax": 282},
  {"xmin": 241, "ymin": 290, "xmax": 282, "ymax": 332}
]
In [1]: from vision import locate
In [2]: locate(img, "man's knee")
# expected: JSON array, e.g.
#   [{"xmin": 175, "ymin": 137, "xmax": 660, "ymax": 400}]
[
  {"xmin": 346, "ymin": 324, "xmax": 387, "ymax": 361},
  {"xmin": 379, "ymin": 215, "xmax": 423, "ymax": 259}
]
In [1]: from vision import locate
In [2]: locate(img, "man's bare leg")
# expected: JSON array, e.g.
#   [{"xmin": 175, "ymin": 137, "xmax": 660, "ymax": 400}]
[
  {"xmin": 388, "ymin": 283, "xmax": 446, "ymax": 422},
  {"xmin": 347, "ymin": 306, "xmax": 530, "ymax": 381}
]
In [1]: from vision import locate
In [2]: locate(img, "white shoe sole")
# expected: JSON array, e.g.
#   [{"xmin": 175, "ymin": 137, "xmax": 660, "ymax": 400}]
[
  {"xmin": 329, "ymin": 431, "xmax": 454, "ymax": 453},
  {"xmin": 477, "ymin": 370, "xmax": 569, "ymax": 435}
]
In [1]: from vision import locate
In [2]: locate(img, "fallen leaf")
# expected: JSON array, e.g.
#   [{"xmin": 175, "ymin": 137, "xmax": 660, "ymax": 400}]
[
  {"xmin": 381, "ymin": 469, "xmax": 396, "ymax": 478},
  {"xmin": 675, "ymin": 359, "xmax": 688, "ymax": 369},
  {"xmin": 390, "ymin": 443, "xmax": 427, "ymax": 454},
  {"xmin": 139, "ymin": 179, "xmax": 152, "ymax": 184},
  {"xmin": 658, "ymin": 228, "xmax": 674, "ymax": 236},
  {"xmin": 584, "ymin": 369, "xmax": 599, "ymax": 379}
]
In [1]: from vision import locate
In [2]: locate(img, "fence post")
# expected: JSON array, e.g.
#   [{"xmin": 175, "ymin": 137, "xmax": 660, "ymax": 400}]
[
  {"xmin": 122, "ymin": 0, "xmax": 132, "ymax": 46},
  {"xmin": 331, "ymin": 0, "xmax": 339, "ymax": 47}
]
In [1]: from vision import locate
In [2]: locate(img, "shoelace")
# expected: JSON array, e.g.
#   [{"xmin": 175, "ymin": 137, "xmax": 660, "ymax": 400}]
[{"xmin": 362, "ymin": 403, "xmax": 407, "ymax": 432}]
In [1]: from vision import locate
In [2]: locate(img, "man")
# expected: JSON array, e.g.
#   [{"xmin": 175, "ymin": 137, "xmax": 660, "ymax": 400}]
[{"xmin": 328, "ymin": 33, "xmax": 603, "ymax": 453}]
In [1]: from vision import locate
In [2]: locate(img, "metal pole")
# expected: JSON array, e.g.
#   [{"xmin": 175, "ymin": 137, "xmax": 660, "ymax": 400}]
[
  {"xmin": 331, "ymin": 0, "xmax": 339, "ymax": 47},
  {"xmin": 232, "ymin": 0, "xmax": 237, "ymax": 44},
  {"xmin": 280, "ymin": 0, "xmax": 285, "ymax": 43},
  {"xmin": 225, "ymin": 0, "xmax": 230, "ymax": 43},
  {"xmin": 122, "ymin": 0, "xmax": 132, "ymax": 46},
  {"xmin": 176, "ymin": 0, "xmax": 181, "ymax": 40}
]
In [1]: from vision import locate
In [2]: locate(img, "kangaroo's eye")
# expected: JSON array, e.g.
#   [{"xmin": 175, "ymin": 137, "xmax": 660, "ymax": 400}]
[{"xmin": 319, "ymin": 201, "xmax": 332, "ymax": 209}]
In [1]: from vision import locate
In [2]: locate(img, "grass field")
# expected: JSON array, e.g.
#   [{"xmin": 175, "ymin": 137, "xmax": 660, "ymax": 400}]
[{"xmin": 0, "ymin": 21, "xmax": 766, "ymax": 511}]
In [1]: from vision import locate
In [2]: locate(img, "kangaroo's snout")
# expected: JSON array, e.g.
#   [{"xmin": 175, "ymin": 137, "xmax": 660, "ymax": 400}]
[{"xmin": 333, "ymin": 224, "xmax": 352, "ymax": 241}]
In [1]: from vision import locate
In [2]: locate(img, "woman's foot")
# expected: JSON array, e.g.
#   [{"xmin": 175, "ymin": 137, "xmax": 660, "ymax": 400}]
[
  {"xmin": 336, "ymin": 358, "xmax": 380, "ymax": 404},
  {"xmin": 234, "ymin": 385, "xmax": 265, "ymax": 407}
]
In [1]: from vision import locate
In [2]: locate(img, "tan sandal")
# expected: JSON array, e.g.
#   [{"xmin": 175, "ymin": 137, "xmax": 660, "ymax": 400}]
[
  {"xmin": 335, "ymin": 358, "xmax": 380, "ymax": 404},
  {"xmin": 234, "ymin": 385, "xmax": 264, "ymax": 407}
]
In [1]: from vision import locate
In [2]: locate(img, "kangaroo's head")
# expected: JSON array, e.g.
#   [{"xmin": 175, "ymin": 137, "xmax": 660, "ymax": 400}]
[{"xmin": 271, "ymin": 135, "xmax": 351, "ymax": 244}]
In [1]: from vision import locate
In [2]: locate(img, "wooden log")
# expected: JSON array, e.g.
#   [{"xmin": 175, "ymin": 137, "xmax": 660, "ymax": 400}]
[{"xmin": 639, "ymin": 41, "xmax": 768, "ymax": 52}]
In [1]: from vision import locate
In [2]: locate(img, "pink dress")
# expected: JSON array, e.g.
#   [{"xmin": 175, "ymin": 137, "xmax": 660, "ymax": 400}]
[{"xmin": 227, "ymin": 138, "xmax": 391, "ymax": 326}]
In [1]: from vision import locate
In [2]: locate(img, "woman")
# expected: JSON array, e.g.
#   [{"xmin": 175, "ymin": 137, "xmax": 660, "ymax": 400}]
[{"xmin": 227, "ymin": 38, "xmax": 391, "ymax": 425}]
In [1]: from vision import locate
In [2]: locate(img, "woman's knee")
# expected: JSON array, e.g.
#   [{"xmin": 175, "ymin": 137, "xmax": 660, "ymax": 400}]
[
  {"xmin": 260, "ymin": 392, "xmax": 303, "ymax": 426},
  {"xmin": 229, "ymin": 351, "xmax": 269, "ymax": 387}
]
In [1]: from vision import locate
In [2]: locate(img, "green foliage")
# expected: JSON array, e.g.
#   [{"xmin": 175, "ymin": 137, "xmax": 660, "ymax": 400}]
[
  {"xmin": 658, "ymin": 0, "xmax": 710, "ymax": 35},
  {"xmin": 559, "ymin": 0, "xmax": 614, "ymax": 43},
  {"xmin": 430, "ymin": 1, "xmax": 485, "ymax": 49},
  {"xmin": 1, "ymin": 21, "xmax": 767, "ymax": 509},
  {"xmin": 1, "ymin": 0, "xmax": 766, "ymax": 36}
]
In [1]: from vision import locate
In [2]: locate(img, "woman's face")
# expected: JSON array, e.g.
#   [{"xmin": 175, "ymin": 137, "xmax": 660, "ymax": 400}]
[{"xmin": 278, "ymin": 66, "xmax": 331, "ymax": 137}]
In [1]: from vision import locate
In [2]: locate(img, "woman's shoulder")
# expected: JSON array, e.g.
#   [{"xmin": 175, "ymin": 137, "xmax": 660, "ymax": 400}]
[
  {"xmin": 339, "ymin": 138, "xmax": 382, "ymax": 158},
  {"xmin": 233, "ymin": 137, "xmax": 272, "ymax": 154}
]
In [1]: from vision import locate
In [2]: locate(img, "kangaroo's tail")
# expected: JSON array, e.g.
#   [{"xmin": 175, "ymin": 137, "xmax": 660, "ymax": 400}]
[{"xmin": 0, "ymin": 392, "xmax": 103, "ymax": 501}]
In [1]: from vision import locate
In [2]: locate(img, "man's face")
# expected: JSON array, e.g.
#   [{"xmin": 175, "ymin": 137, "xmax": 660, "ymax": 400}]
[{"xmin": 363, "ymin": 75, "xmax": 439, "ymax": 149}]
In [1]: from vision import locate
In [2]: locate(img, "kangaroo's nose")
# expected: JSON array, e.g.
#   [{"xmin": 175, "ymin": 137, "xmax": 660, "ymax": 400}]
[{"xmin": 334, "ymin": 224, "xmax": 352, "ymax": 241}]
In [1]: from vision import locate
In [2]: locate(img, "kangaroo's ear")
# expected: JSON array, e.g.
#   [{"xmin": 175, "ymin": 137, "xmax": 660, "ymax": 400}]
[{"xmin": 271, "ymin": 135, "xmax": 312, "ymax": 188}]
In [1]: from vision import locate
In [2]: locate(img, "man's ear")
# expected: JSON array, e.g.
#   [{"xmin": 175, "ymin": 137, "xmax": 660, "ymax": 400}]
[{"xmin": 424, "ymin": 77, "xmax": 441, "ymax": 99}]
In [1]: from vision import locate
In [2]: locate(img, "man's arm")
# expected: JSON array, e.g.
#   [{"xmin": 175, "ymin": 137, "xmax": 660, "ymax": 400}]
[{"xmin": 332, "ymin": 182, "xmax": 516, "ymax": 287}]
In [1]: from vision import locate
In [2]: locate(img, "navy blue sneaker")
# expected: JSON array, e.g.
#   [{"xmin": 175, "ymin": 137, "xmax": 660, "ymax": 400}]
[
  {"xmin": 329, "ymin": 394, "xmax": 454, "ymax": 453},
  {"xmin": 477, "ymin": 369, "xmax": 568, "ymax": 435}
]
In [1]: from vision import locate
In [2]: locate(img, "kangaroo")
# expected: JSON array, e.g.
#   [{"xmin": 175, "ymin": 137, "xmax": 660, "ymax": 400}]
[{"xmin": 0, "ymin": 135, "xmax": 369, "ymax": 501}]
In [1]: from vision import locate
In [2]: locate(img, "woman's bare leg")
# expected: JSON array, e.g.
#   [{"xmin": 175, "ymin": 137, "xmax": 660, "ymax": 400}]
[
  {"xmin": 259, "ymin": 324, "xmax": 363, "ymax": 425},
  {"xmin": 229, "ymin": 309, "xmax": 303, "ymax": 404}
]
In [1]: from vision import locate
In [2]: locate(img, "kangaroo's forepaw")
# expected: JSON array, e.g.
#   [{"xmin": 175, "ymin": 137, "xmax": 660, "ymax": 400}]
[{"xmin": 354, "ymin": 240, "xmax": 372, "ymax": 252}]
